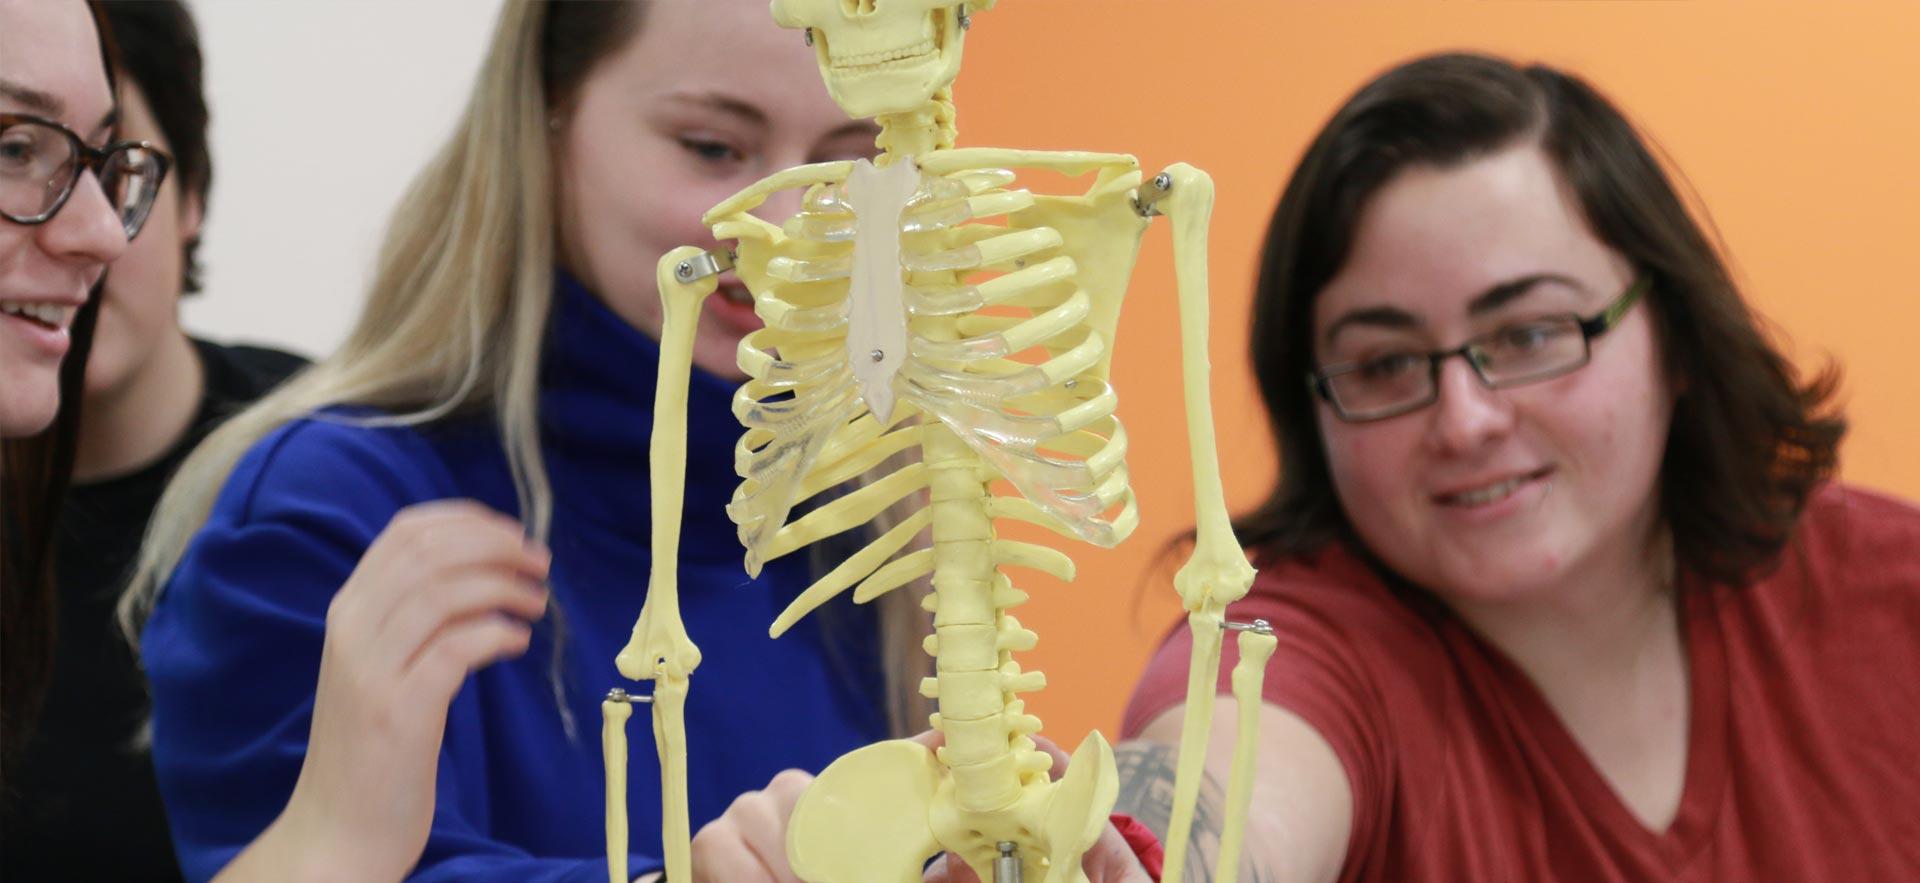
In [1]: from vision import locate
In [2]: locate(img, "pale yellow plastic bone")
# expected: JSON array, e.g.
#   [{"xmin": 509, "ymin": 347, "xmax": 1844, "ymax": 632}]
[
  {"xmin": 602, "ymin": 697, "xmax": 631, "ymax": 883},
  {"xmin": 1155, "ymin": 165, "xmax": 1260, "ymax": 883},
  {"xmin": 1216, "ymin": 629, "xmax": 1279, "ymax": 883},
  {"xmin": 605, "ymin": 246, "xmax": 716, "ymax": 883},
  {"xmin": 604, "ymin": 2, "xmax": 1267, "ymax": 880}
]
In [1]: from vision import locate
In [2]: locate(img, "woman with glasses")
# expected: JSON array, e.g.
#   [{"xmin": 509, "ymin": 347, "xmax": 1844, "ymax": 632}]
[
  {"xmin": 1116, "ymin": 53, "xmax": 1920, "ymax": 881},
  {"xmin": 1, "ymin": 0, "xmax": 167, "ymax": 790},
  {"xmin": 6, "ymin": 3, "xmax": 310, "ymax": 879}
]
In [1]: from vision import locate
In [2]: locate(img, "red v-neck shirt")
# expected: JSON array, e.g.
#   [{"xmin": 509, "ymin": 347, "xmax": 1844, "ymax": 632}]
[{"xmin": 1123, "ymin": 484, "xmax": 1920, "ymax": 880}]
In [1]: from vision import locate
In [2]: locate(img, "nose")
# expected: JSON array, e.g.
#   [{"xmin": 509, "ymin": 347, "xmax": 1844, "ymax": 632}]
[
  {"xmin": 39, "ymin": 170, "xmax": 129, "ymax": 270},
  {"xmin": 1424, "ymin": 355, "xmax": 1514, "ymax": 456}
]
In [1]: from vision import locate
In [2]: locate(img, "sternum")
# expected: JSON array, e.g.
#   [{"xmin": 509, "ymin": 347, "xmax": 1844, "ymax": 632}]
[{"xmin": 922, "ymin": 425, "xmax": 1036, "ymax": 813}]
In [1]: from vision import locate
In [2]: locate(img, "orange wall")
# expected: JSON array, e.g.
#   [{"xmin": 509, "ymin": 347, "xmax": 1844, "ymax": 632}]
[{"xmin": 950, "ymin": 1, "xmax": 1920, "ymax": 745}]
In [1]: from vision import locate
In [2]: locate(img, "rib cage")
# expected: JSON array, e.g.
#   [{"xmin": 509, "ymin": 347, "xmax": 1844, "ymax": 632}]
[{"xmin": 722, "ymin": 162, "xmax": 1144, "ymax": 632}]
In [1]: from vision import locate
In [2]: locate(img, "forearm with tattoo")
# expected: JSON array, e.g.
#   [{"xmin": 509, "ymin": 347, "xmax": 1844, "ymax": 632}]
[{"xmin": 1112, "ymin": 741, "xmax": 1274, "ymax": 883}]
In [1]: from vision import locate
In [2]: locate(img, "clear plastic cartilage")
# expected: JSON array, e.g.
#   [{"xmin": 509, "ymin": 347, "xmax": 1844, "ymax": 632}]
[
  {"xmin": 729, "ymin": 376, "xmax": 865, "ymax": 574},
  {"xmin": 803, "ymin": 181, "xmax": 852, "ymax": 214},
  {"xmin": 900, "ymin": 372, "xmax": 1131, "ymax": 547},
  {"xmin": 735, "ymin": 369, "xmax": 856, "ymax": 431},
  {"xmin": 901, "ymin": 360, "xmax": 1050, "ymax": 404},
  {"xmin": 748, "ymin": 351, "xmax": 843, "ymax": 389},
  {"xmin": 905, "ymin": 173, "xmax": 971, "ymax": 208},
  {"xmin": 901, "ymin": 242, "xmax": 985, "ymax": 274},
  {"xmin": 768, "ymin": 254, "xmax": 853, "ymax": 283},
  {"xmin": 909, "ymin": 332, "xmax": 1009, "ymax": 362},
  {"xmin": 951, "ymin": 168, "xmax": 1016, "ymax": 194},
  {"xmin": 784, "ymin": 213, "xmax": 857, "ymax": 242},
  {"xmin": 767, "ymin": 299, "xmax": 851, "ymax": 334},
  {"xmin": 900, "ymin": 199, "xmax": 973, "ymax": 234},
  {"xmin": 905, "ymin": 284, "xmax": 985, "ymax": 316}
]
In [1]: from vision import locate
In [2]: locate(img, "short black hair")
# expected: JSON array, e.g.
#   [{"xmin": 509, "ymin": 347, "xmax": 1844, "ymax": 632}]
[{"xmin": 99, "ymin": 0, "xmax": 209, "ymax": 294}]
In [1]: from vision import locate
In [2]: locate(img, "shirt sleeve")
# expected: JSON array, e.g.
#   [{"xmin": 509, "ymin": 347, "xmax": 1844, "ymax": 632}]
[{"xmin": 140, "ymin": 419, "xmax": 664, "ymax": 883}]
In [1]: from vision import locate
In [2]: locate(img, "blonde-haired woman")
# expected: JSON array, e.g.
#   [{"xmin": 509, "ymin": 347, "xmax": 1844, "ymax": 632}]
[{"xmin": 124, "ymin": 1, "xmax": 921, "ymax": 880}]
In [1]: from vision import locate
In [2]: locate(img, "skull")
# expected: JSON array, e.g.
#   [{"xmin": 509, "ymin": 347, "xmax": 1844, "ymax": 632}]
[{"xmin": 769, "ymin": 0, "xmax": 995, "ymax": 119}]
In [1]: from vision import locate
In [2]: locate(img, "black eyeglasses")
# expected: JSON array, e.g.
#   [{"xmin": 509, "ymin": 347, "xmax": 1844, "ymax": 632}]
[
  {"xmin": 1308, "ymin": 277, "xmax": 1649, "ymax": 423},
  {"xmin": 1, "ymin": 112, "xmax": 172, "ymax": 239}
]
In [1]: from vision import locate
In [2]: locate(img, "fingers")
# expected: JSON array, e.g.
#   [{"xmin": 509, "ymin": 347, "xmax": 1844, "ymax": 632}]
[
  {"xmin": 690, "ymin": 770, "xmax": 814, "ymax": 883},
  {"xmin": 1027, "ymin": 733, "xmax": 1072, "ymax": 779},
  {"xmin": 922, "ymin": 823, "xmax": 1152, "ymax": 883},
  {"xmin": 923, "ymin": 853, "xmax": 981, "ymax": 883},
  {"xmin": 367, "ymin": 501, "xmax": 550, "ymax": 583},
  {"xmin": 326, "ymin": 500, "xmax": 550, "ymax": 672},
  {"xmin": 379, "ymin": 572, "xmax": 549, "ymax": 668},
  {"xmin": 401, "ymin": 613, "xmax": 536, "ymax": 707},
  {"xmin": 1080, "ymin": 820, "xmax": 1156, "ymax": 882}
]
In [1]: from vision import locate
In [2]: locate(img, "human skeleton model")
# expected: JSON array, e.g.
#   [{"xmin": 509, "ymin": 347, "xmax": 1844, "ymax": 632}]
[{"xmin": 602, "ymin": 3, "xmax": 1278, "ymax": 882}]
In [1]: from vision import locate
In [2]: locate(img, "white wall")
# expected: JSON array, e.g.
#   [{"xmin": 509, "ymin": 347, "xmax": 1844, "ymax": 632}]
[{"xmin": 181, "ymin": 0, "xmax": 504, "ymax": 359}]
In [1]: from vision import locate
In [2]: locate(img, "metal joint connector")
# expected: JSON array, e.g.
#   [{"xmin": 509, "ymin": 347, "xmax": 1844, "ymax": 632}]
[
  {"xmin": 1132, "ymin": 172, "xmax": 1174, "ymax": 218},
  {"xmin": 673, "ymin": 248, "xmax": 737, "ymax": 284},
  {"xmin": 605, "ymin": 687, "xmax": 654, "ymax": 705},
  {"xmin": 1223, "ymin": 618, "xmax": 1274, "ymax": 636},
  {"xmin": 993, "ymin": 841, "xmax": 1021, "ymax": 883}
]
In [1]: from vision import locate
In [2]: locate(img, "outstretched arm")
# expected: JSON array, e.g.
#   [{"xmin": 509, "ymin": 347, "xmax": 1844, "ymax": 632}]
[{"xmin": 1115, "ymin": 702, "xmax": 1352, "ymax": 883}]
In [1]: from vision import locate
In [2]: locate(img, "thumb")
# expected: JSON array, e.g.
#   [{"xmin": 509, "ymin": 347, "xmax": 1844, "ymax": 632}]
[{"xmin": 923, "ymin": 852, "xmax": 982, "ymax": 883}]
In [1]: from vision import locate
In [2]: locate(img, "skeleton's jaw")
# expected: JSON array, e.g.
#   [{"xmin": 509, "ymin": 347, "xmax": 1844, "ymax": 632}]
[{"xmin": 807, "ymin": 6, "xmax": 967, "ymax": 119}]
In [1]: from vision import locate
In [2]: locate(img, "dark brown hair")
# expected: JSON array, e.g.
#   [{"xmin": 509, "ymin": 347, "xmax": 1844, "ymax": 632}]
[
  {"xmin": 0, "ymin": 2, "xmax": 117, "ymax": 791},
  {"xmin": 1238, "ymin": 52, "xmax": 1844, "ymax": 586},
  {"xmin": 98, "ymin": 0, "xmax": 209, "ymax": 293}
]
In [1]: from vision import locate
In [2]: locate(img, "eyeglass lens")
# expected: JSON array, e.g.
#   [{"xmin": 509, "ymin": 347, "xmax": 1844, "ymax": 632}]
[
  {"xmin": 1327, "ymin": 317, "xmax": 1589, "ymax": 419},
  {"xmin": 1, "ymin": 119, "xmax": 166, "ymax": 237}
]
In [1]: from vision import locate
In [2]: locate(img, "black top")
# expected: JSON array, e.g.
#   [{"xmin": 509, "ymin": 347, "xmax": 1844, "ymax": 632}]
[{"xmin": 2, "ymin": 339, "xmax": 306, "ymax": 881}]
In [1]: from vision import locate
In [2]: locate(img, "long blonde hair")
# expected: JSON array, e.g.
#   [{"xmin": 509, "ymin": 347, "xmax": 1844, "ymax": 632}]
[
  {"xmin": 119, "ymin": 0, "xmax": 558, "ymax": 638},
  {"xmin": 119, "ymin": 0, "xmax": 934, "ymax": 738}
]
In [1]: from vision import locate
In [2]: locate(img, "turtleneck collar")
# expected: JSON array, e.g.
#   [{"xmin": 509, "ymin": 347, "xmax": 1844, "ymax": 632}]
[{"xmin": 539, "ymin": 269, "xmax": 744, "ymax": 546}]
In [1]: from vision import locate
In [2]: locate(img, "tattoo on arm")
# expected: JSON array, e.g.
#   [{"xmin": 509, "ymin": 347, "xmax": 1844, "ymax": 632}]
[{"xmin": 1112, "ymin": 742, "xmax": 1274, "ymax": 883}]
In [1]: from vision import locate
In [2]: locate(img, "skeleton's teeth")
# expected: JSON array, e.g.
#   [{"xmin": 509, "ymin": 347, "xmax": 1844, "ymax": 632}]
[
  {"xmin": 832, "ymin": 39, "xmax": 936, "ymax": 69},
  {"xmin": 0, "ymin": 302, "xmax": 72, "ymax": 328}
]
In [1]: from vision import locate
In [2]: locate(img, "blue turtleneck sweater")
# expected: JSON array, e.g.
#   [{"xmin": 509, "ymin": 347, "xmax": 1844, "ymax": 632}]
[{"xmin": 143, "ymin": 274, "xmax": 887, "ymax": 882}]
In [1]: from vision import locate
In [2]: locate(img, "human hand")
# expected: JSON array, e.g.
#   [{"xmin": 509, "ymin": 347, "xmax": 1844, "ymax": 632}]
[
  {"xmin": 268, "ymin": 500, "xmax": 550, "ymax": 881},
  {"xmin": 688, "ymin": 768, "xmax": 815, "ymax": 883}
]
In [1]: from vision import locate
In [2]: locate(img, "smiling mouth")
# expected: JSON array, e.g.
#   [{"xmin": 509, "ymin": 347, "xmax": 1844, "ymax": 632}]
[
  {"xmin": 1435, "ymin": 468, "xmax": 1553, "ymax": 507},
  {"xmin": 0, "ymin": 302, "xmax": 76, "ymax": 331},
  {"xmin": 717, "ymin": 280, "xmax": 753, "ymax": 306}
]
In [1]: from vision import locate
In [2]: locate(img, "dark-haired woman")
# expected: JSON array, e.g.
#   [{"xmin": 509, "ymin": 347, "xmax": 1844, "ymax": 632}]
[
  {"xmin": 1, "ymin": 0, "xmax": 157, "ymax": 791},
  {"xmin": 6, "ymin": 4, "xmax": 307, "ymax": 879},
  {"xmin": 1118, "ymin": 52, "xmax": 1920, "ymax": 882}
]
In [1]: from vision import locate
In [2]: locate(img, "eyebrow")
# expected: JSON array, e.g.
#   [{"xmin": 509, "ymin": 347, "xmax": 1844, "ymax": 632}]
[
  {"xmin": 1321, "ymin": 273, "xmax": 1588, "ymax": 346},
  {"xmin": 0, "ymin": 79, "xmax": 64, "ymax": 116},
  {"xmin": 663, "ymin": 90, "xmax": 878, "ymax": 141},
  {"xmin": 0, "ymin": 78, "xmax": 118, "ymax": 137}
]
